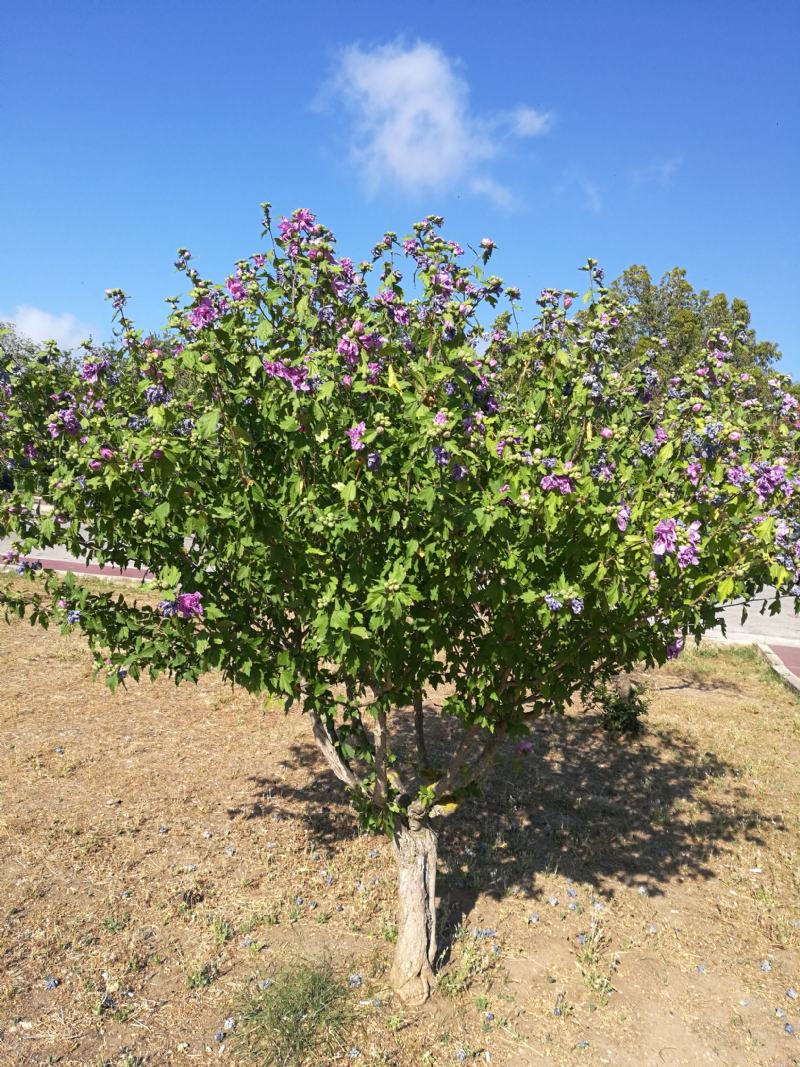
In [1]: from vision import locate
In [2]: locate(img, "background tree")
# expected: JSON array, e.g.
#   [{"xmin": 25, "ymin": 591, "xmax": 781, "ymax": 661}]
[
  {"xmin": 2, "ymin": 209, "xmax": 799, "ymax": 1004},
  {"xmin": 610, "ymin": 264, "xmax": 782, "ymax": 376}
]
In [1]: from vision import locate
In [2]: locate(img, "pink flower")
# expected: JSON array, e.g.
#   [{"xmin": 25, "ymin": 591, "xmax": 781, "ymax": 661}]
[
  {"xmin": 564, "ymin": 295, "xmax": 573, "ymax": 310},
  {"xmin": 99, "ymin": 447, "xmax": 114, "ymax": 461},
  {"xmin": 729, "ymin": 431, "xmax": 742, "ymax": 442},
  {"xmin": 692, "ymin": 403, "xmax": 702, "ymax": 413},
  {"xmin": 434, "ymin": 410, "xmax": 447, "ymax": 426},
  {"xmin": 600, "ymin": 427, "xmax": 613, "ymax": 440},
  {"xmin": 88, "ymin": 460, "xmax": 103, "ymax": 471}
]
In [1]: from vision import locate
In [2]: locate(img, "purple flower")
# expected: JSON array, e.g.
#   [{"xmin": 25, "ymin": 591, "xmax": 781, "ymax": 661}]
[
  {"xmin": 687, "ymin": 462, "xmax": 702, "ymax": 486},
  {"xmin": 88, "ymin": 460, "xmax": 103, "ymax": 472},
  {"xmin": 544, "ymin": 594, "xmax": 562, "ymax": 611},
  {"xmin": 262, "ymin": 360, "xmax": 310, "ymax": 392},
  {"xmin": 188, "ymin": 297, "xmax": 219, "ymax": 330},
  {"xmin": 176, "ymin": 592, "xmax": 203, "ymax": 618},
  {"xmin": 617, "ymin": 503, "xmax": 631, "ymax": 532},
  {"xmin": 366, "ymin": 451, "xmax": 381, "ymax": 472},
  {"xmin": 653, "ymin": 518, "xmax": 678, "ymax": 557},
  {"xmin": 677, "ymin": 544, "xmax": 699, "ymax": 568},
  {"xmin": 145, "ymin": 384, "xmax": 169, "ymax": 405},
  {"xmin": 450, "ymin": 464, "xmax": 467, "ymax": 481},
  {"xmin": 666, "ymin": 636, "xmax": 684, "ymax": 660},
  {"xmin": 433, "ymin": 409, "xmax": 447, "ymax": 427},
  {"xmin": 66, "ymin": 609, "xmax": 81, "ymax": 624},
  {"xmin": 654, "ymin": 426, "xmax": 668, "ymax": 447},
  {"xmin": 99, "ymin": 447, "xmax": 114, "ymax": 461},
  {"xmin": 337, "ymin": 337, "xmax": 359, "ymax": 364},
  {"xmin": 347, "ymin": 422, "xmax": 366, "ymax": 451},
  {"xmin": 158, "ymin": 599, "xmax": 178, "ymax": 618},
  {"xmin": 571, "ymin": 597, "xmax": 584, "ymax": 614},
  {"xmin": 540, "ymin": 474, "xmax": 573, "ymax": 495},
  {"xmin": 80, "ymin": 358, "xmax": 109, "ymax": 383},
  {"xmin": 726, "ymin": 465, "xmax": 747, "ymax": 486},
  {"xmin": 226, "ymin": 275, "xmax": 247, "ymax": 301},
  {"xmin": 432, "ymin": 444, "xmax": 450, "ymax": 467}
]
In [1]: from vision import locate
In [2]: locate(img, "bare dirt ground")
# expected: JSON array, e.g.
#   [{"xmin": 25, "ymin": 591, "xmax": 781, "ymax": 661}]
[{"xmin": 1, "ymin": 593, "xmax": 799, "ymax": 1066}]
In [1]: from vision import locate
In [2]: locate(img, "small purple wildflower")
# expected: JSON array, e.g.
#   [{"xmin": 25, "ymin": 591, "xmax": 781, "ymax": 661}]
[
  {"xmin": 544, "ymin": 594, "xmax": 562, "ymax": 611},
  {"xmin": 366, "ymin": 451, "xmax": 381, "ymax": 472}
]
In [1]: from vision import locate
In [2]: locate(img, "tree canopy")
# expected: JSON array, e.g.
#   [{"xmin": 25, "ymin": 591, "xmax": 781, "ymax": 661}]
[{"xmin": 2, "ymin": 206, "xmax": 799, "ymax": 1001}]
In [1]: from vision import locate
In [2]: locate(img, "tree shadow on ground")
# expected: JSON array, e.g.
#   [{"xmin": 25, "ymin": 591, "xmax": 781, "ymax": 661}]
[
  {"xmin": 225, "ymin": 755, "xmax": 361, "ymax": 849},
  {"xmin": 225, "ymin": 690, "xmax": 780, "ymax": 963},
  {"xmin": 430, "ymin": 709, "xmax": 777, "ymax": 957}
]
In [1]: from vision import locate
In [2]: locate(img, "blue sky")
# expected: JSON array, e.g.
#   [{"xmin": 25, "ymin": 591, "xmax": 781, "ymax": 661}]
[{"xmin": 2, "ymin": 1, "xmax": 799, "ymax": 372}]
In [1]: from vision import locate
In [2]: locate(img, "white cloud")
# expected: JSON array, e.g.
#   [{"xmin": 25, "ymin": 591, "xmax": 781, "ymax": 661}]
[
  {"xmin": 325, "ymin": 40, "xmax": 552, "ymax": 203},
  {"xmin": 631, "ymin": 157, "xmax": 682, "ymax": 187},
  {"xmin": 511, "ymin": 105, "xmax": 554, "ymax": 138},
  {"xmin": 3, "ymin": 306, "xmax": 96, "ymax": 351}
]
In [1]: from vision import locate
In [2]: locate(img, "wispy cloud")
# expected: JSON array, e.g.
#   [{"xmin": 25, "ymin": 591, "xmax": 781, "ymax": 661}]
[
  {"xmin": 555, "ymin": 172, "xmax": 603, "ymax": 214},
  {"xmin": 469, "ymin": 176, "xmax": 517, "ymax": 210},
  {"xmin": 510, "ymin": 105, "xmax": 554, "ymax": 138},
  {"xmin": 579, "ymin": 177, "xmax": 603, "ymax": 214},
  {"xmin": 3, "ymin": 306, "xmax": 96, "ymax": 350},
  {"xmin": 631, "ymin": 156, "xmax": 682, "ymax": 187},
  {"xmin": 323, "ymin": 40, "xmax": 553, "ymax": 205}
]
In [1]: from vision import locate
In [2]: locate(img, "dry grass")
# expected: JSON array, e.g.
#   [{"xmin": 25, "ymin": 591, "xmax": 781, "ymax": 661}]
[{"xmin": 1, "ymin": 587, "xmax": 799, "ymax": 1065}]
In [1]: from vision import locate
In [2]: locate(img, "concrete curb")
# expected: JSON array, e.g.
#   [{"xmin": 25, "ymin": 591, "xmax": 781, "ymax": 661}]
[
  {"xmin": 753, "ymin": 643, "xmax": 800, "ymax": 695},
  {"xmin": 704, "ymin": 635, "xmax": 800, "ymax": 695}
]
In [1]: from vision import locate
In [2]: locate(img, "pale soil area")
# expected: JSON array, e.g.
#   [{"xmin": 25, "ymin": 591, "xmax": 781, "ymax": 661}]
[{"xmin": 1, "ymin": 607, "xmax": 799, "ymax": 1066}]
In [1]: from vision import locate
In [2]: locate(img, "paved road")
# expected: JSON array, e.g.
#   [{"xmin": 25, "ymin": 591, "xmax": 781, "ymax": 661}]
[{"xmin": 706, "ymin": 588, "xmax": 800, "ymax": 648}]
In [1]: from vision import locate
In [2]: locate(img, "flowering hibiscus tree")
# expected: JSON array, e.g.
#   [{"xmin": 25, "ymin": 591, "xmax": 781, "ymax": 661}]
[{"xmin": 2, "ymin": 205, "xmax": 800, "ymax": 1004}]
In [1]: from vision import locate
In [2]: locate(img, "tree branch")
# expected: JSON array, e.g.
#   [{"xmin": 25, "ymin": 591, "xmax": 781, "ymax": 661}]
[
  {"xmin": 413, "ymin": 692, "xmax": 429, "ymax": 768},
  {"xmin": 310, "ymin": 711, "xmax": 359, "ymax": 789},
  {"xmin": 372, "ymin": 707, "xmax": 389, "ymax": 808},
  {"xmin": 429, "ymin": 723, "xmax": 482, "ymax": 802}
]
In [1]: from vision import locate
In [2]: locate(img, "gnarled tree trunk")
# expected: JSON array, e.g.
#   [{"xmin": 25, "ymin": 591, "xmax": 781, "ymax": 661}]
[{"xmin": 390, "ymin": 813, "xmax": 438, "ymax": 1005}]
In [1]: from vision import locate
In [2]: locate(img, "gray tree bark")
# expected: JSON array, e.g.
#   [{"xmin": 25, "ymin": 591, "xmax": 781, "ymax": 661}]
[{"xmin": 390, "ymin": 811, "xmax": 438, "ymax": 1005}]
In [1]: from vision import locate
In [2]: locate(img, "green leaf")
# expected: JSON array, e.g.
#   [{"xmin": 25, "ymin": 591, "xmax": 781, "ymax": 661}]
[
  {"xmin": 195, "ymin": 408, "xmax": 221, "ymax": 439},
  {"xmin": 717, "ymin": 576, "xmax": 735, "ymax": 601}
]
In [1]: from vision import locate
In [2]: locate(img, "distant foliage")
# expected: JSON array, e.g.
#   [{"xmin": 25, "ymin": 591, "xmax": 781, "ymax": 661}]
[{"xmin": 610, "ymin": 264, "xmax": 782, "ymax": 380}]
